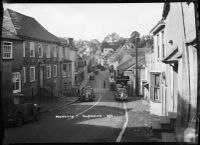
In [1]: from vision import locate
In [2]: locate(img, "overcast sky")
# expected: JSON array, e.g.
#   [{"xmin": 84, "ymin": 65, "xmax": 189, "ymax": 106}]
[{"xmin": 3, "ymin": 3, "xmax": 164, "ymax": 41}]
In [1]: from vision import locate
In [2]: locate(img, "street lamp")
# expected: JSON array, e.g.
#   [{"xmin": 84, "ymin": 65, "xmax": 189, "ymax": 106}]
[{"xmin": 135, "ymin": 37, "xmax": 140, "ymax": 96}]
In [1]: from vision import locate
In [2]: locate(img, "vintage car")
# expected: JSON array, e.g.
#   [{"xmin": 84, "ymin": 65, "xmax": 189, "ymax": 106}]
[
  {"xmin": 79, "ymin": 86, "xmax": 95, "ymax": 102},
  {"xmin": 114, "ymin": 85, "xmax": 128, "ymax": 101},
  {"xmin": 5, "ymin": 94, "xmax": 41, "ymax": 127}
]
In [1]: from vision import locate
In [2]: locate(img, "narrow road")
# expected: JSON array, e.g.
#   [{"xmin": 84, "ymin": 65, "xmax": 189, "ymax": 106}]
[{"xmin": 3, "ymin": 69, "xmax": 161, "ymax": 144}]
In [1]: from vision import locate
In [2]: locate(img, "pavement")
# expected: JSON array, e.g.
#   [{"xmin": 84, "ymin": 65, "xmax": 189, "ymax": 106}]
[
  {"xmin": 38, "ymin": 96, "xmax": 79, "ymax": 113},
  {"xmin": 38, "ymin": 74, "xmax": 91, "ymax": 113}
]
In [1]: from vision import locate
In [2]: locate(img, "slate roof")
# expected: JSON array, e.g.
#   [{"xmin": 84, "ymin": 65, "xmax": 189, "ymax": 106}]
[
  {"xmin": 6, "ymin": 9, "xmax": 60, "ymax": 43},
  {"xmin": 117, "ymin": 56, "xmax": 145, "ymax": 71}
]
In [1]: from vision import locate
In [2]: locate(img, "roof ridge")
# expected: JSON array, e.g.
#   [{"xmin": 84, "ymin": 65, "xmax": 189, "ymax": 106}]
[{"xmin": 6, "ymin": 8, "xmax": 35, "ymax": 20}]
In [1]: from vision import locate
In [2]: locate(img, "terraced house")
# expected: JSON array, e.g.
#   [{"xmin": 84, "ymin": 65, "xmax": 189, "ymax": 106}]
[{"xmin": 2, "ymin": 9, "xmax": 61, "ymax": 100}]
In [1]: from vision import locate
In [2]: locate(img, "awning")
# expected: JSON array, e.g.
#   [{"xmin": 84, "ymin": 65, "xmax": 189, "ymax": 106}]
[{"xmin": 162, "ymin": 45, "xmax": 182, "ymax": 64}]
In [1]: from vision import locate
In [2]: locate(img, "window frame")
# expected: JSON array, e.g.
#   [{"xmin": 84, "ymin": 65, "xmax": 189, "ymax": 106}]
[
  {"xmin": 38, "ymin": 43, "xmax": 43, "ymax": 58},
  {"xmin": 3, "ymin": 41, "xmax": 13, "ymax": 59},
  {"xmin": 53, "ymin": 65, "xmax": 57, "ymax": 77},
  {"xmin": 12, "ymin": 72, "xmax": 21, "ymax": 93},
  {"xmin": 30, "ymin": 42, "xmax": 35, "ymax": 57},
  {"xmin": 53, "ymin": 45, "xmax": 57, "ymax": 58},
  {"xmin": 46, "ymin": 46, "xmax": 51, "ymax": 58},
  {"xmin": 150, "ymin": 72, "xmax": 161, "ymax": 103},
  {"xmin": 157, "ymin": 34, "xmax": 159, "ymax": 59},
  {"xmin": 30, "ymin": 66, "xmax": 35, "ymax": 82},
  {"xmin": 62, "ymin": 63, "xmax": 67, "ymax": 77},
  {"xmin": 46, "ymin": 65, "xmax": 51, "ymax": 79}
]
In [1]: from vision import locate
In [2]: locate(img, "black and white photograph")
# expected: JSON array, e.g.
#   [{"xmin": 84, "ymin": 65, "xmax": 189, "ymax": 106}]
[{"xmin": 0, "ymin": 1, "xmax": 199, "ymax": 144}]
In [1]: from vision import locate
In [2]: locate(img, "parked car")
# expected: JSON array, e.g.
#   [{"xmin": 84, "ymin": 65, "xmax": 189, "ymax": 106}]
[
  {"xmin": 89, "ymin": 72, "xmax": 95, "ymax": 80},
  {"xmin": 114, "ymin": 85, "xmax": 128, "ymax": 101},
  {"xmin": 5, "ymin": 94, "xmax": 41, "ymax": 127},
  {"xmin": 79, "ymin": 86, "xmax": 95, "ymax": 102}
]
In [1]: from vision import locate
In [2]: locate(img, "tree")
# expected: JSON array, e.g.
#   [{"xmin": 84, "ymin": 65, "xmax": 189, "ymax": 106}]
[
  {"xmin": 129, "ymin": 31, "xmax": 140, "ymax": 45},
  {"xmin": 104, "ymin": 32, "xmax": 120, "ymax": 43}
]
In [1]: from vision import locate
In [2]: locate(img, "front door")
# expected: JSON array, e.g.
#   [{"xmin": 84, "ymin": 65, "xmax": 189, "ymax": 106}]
[{"xmin": 40, "ymin": 67, "xmax": 44, "ymax": 87}]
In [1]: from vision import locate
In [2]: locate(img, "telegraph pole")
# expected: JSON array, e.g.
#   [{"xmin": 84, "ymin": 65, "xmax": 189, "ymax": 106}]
[{"xmin": 135, "ymin": 37, "xmax": 140, "ymax": 96}]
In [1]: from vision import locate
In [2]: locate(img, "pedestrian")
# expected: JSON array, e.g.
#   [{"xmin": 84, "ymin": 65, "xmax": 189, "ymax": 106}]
[{"xmin": 104, "ymin": 81, "xmax": 106, "ymax": 88}]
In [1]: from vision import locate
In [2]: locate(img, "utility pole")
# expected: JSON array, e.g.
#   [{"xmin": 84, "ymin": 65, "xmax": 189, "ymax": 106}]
[{"xmin": 135, "ymin": 37, "xmax": 140, "ymax": 96}]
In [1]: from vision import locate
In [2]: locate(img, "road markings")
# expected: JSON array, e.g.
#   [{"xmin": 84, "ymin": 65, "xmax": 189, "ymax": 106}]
[
  {"xmin": 116, "ymin": 102, "xmax": 128, "ymax": 142},
  {"xmin": 66, "ymin": 93, "xmax": 101, "ymax": 119}
]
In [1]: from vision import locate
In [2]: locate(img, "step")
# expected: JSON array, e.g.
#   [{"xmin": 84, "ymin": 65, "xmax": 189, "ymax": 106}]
[
  {"xmin": 161, "ymin": 123, "xmax": 175, "ymax": 132},
  {"xmin": 161, "ymin": 132, "xmax": 176, "ymax": 142},
  {"xmin": 151, "ymin": 121, "xmax": 162, "ymax": 132},
  {"xmin": 168, "ymin": 112, "xmax": 177, "ymax": 119},
  {"xmin": 160, "ymin": 116, "xmax": 170, "ymax": 124}
]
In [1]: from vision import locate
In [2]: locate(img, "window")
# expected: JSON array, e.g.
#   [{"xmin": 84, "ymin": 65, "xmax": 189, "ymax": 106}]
[
  {"xmin": 157, "ymin": 35, "xmax": 159, "ymax": 59},
  {"xmin": 53, "ymin": 65, "xmax": 57, "ymax": 77},
  {"xmin": 162, "ymin": 31, "xmax": 165, "ymax": 58},
  {"xmin": 63, "ymin": 47, "xmax": 65, "ymax": 58},
  {"xmin": 46, "ymin": 46, "xmax": 51, "ymax": 58},
  {"xmin": 53, "ymin": 46, "xmax": 57, "ymax": 57},
  {"xmin": 30, "ymin": 42, "xmax": 35, "ymax": 57},
  {"xmin": 30, "ymin": 67, "xmax": 35, "ymax": 82},
  {"xmin": 12, "ymin": 72, "xmax": 21, "ymax": 93},
  {"xmin": 46, "ymin": 65, "xmax": 51, "ymax": 79},
  {"xmin": 23, "ymin": 67, "xmax": 26, "ymax": 83},
  {"xmin": 150, "ymin": 73, "xmax": 161, "ymax": 102},
  {"xmin": 38, "ymin": 43, "xmax": 43, "ymax": 58},
  {"xmin": 62, "ymin": 63, "xmax": 67, "ymax": 77},
  {"xmin": 3, "ymin": 41, "xmax": 13, "ymax": 59},
  {"xmin": 23, "ymin": 41, "xmax": 25, "ymax": 57}
]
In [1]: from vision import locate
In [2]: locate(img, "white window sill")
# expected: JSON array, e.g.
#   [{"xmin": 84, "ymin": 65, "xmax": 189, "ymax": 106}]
[
  {"xmin": 30, "ymin": 80, "xmax": 35, "ymax": 82},
  {"xmin": 13, "ymin": 90, "xmax": 21, "ymax": 93}
]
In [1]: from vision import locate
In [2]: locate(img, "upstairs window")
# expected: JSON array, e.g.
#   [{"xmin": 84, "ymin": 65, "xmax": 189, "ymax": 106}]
[
  {"xmin": 46, "ymin": 65, "xmax": 51, "ymax": 79},
  {"xmin": 30, "ymin": 42, "xmax": 35, "ymax": 57},
  {"xmin": 3, "ymin": 41, "xmax": 13, "ymax": 59},
  {"xmin": 157, "ymin": 35, "xmax": 159, "ymax": 59},
  {"xmin": 38, "ymin": 43, "xmax": 43, "ymax": 58},
  {"xmin": 53, "ymin": 46, "xmax": 57, "ymax": 57},
  {"xmin": 46, "ymin": 46, "xmax": 51, "ymax": 58},
  {"xmin": 53, "ymin": 65, "xmax": 57, "ymax": 77}
]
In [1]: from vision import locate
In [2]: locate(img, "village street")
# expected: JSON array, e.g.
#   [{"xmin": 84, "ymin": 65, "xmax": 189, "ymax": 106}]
[{"xmin": 3, "ymin": 70, "xmax": 162, "ymax": 143}]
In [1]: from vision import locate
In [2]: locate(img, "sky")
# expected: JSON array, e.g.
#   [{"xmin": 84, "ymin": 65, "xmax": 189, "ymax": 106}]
[{"xmin": 3, "ymin": 3, "xmax": 164, "ymax": 42}]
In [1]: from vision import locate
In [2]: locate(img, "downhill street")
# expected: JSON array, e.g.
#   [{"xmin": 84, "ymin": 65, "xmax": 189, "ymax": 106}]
[{"xmin": 3, "ymin": 70, "xmax": 161, "ymax": 143}]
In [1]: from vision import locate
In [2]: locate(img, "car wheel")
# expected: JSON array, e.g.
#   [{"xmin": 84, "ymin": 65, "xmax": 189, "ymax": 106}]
[{"xmin": 15, "ymin": 113, "xmax": 23, "ymax": 127}]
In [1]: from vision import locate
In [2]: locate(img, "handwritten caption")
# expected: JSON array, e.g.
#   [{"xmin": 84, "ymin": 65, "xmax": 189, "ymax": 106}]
[{"xmin": 55, "ymin": 114, "xmax": 113, "ymax": 119}]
